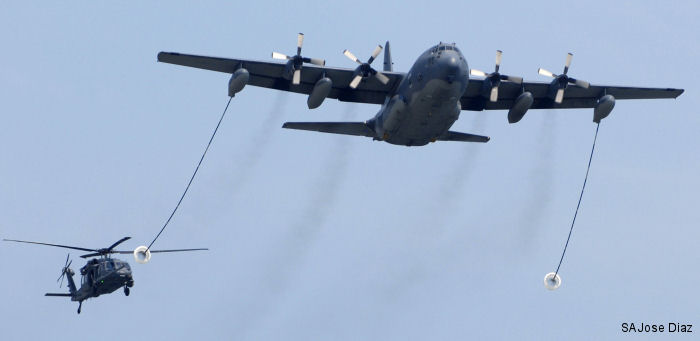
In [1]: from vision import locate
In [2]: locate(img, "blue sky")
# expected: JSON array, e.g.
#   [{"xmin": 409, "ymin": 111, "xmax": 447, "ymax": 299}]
[{"xmin": 1, "ymin": 1, "xmax": 697, "ymax": 340}]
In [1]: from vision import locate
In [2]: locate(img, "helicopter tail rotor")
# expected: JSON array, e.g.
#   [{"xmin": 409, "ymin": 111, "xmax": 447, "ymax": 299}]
[{"xmin": 57, "ymin": 254, "xmax": 72, "ymax": 288}]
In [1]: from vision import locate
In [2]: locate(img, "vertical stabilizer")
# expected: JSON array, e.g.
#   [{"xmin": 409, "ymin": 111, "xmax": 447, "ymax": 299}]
[{"xmin": 383, "ymin": 41, "xmax": 393, "ymax": 72}]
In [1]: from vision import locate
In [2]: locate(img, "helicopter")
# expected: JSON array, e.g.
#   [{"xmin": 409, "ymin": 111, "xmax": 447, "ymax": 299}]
[{"xmin": 3, "ymin": 237, "xmax": 207, "ymax": 314}]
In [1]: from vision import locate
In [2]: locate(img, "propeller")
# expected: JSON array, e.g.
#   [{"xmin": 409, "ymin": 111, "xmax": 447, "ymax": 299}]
[
  {"xmin": 129, "ymin": 246, "xmax": 208, "ymax": 264},
  {"xmin": 271, "ymin": 33, "xmax": 325, "ymax": 85},
  {"xmin": 343, "ymin": 45, "xmax": 390, "ymax": 89},
  {"xmin": 57, "ymin": 254, "xmax": 72, "ymax": 288},
  {"xmin": 3, "ymin": 237, "xmax": 206, "ymax": 262},
  {"xmin": 79, "ymin": 237, "xmax": 132, "ymax": 258},
  {"xmin": 469, "ymin": 50, "xmax": 523, "ymax": 102},
  {"xmin": 538, "ymin": 52, "xmax": 590, "ymax": 104}
]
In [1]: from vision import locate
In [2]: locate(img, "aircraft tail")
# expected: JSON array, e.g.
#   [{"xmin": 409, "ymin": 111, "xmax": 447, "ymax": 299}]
[
  {"xmin": 282, "ymin": 122, "xmax": 376, "ymax": 138},
  {"xmin": 65, "ymin": 268, "xmax": 78, "ymax": 295},
  {"xmin": 383, "ymin": 41, "xmax": 393, "ymax": 72}
]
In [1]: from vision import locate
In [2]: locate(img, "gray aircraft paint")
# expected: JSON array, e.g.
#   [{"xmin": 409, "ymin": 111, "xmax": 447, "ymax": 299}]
[{"xmin": 370, "ymin": 43, "xmax": 468, "ymax": 146}]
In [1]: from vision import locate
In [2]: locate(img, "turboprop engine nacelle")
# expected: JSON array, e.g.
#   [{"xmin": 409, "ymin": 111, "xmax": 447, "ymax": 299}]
[
  {"xmin": 507, "ymin": 91, "xmax": 534, "ymax": 123},
  {"xmin": 307, "ymin": 77, "xmax": 332, "ymax": 109},
  {"xmin": 593, "ymin": 94, "xmax": 615, "ymax": 123},
  {"xmin": 228, "ymin": 68, "xmax": 249, "ymax": 97}
]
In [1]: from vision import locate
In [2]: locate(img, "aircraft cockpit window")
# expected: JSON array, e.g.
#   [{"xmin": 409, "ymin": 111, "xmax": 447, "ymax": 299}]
[
  {"xmin": 438, "ymin": 46, "xmax": 446, "ymax": 51},
  {"xmin": 105, "ymin": 261, "xmax": 113, "ymax": 270},
  {"xmin": 446, "ymin": 46, "xmax": 453, "ymax": 51},
  {"xmin": 454, "ymin": 47, "xmax": 461, "ymax": 53}
]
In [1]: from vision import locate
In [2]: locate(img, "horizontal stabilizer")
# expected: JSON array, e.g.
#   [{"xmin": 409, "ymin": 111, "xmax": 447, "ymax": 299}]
[
  {"xmin": 282, "ymin": 122, "xmax": 376, "ymax": 138},
  {"xmin": 438, "ymin": 131, "xmax": 490, "ymax": 143},
  {"xmin": 45, "ymin": 293, "xmax": 72, "ymax": 297}
]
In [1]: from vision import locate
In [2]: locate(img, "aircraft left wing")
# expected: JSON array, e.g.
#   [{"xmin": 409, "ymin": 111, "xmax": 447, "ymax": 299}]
[
  {"xmin": 158, "ymin": 52, "xmax": 404, "ymax": 105},
  {"xmin": 460, "ymin": 79, "xmax": 684, "ymax": 111}
]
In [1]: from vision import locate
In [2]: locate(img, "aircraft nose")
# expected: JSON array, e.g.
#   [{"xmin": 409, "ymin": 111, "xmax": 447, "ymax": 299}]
[{"xmin": 441, "ymin": 53, "xmax": 464, "ymax": 82}]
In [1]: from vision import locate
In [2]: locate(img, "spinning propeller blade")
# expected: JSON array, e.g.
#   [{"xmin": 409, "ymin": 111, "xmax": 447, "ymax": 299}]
[
  {"xmin": 555, "ymin": 88, "xmax": 565, "ymax": 104},
  {"xmin": 297, "ymin": 32, "xmax": 304, "ymax": 51},
  {"xmin": 538, "ymin": 68, "xmax": 555, "ymax": 78},
  {"xmin": 495, "ymin": 50, "xmax": 502, "ymax": 72},
  {"xmin": 343, "ymin": 50, "xmax": 361, "ymax": 64},
  {"xmin": 293, "ymin": 69, "xmax": 301, "ymax": 85},
  {"xmin": 564, "ymin": 52, "xmax": 573, "ymax": 74},
  {"xmin": 57, "ymin": 254, "xmax": 71, "ymax": 288},
  {"xmin": 490, "ymin": 86, "xmax": 499, "ymax": 102},
  {"xmin": 306, "ymin": 57, "xmax": 325, "ymax": 66},
  {"xmin": 375, "ymin": 71, "xmax": 390, "ymax": 85},
  {"xmin": 271, "ymin": 32, "xmax": 325, "ymax": 84},
  {"xmin": 538, "ymin": 53, "xmax": 590, "ymax": 104},
  {"xmin": 106, "ymin": 236, "xmax": 131, "ymax": 252},
  {"xmin": 349, "ymin": 74, "xmax": 362, "ymax": 89},
  {"xmin": 3, "ymin": 239, "xmax": 95, "ymax": 252},
  {"xmin": 472, "ymin": 50, "xmax": 522, "ymax": 102},
  {"xmin": 271, "ymin": 52, "xmax": 289, "ymax": 60},
  {"xmin": 470, "ymin": 69, "xmax": 488, "ymax": 77},
  {"xmin": 344, "ymin": 44, "xmax": 388, "ymax": 89},
  {"xmin": 506, "ymin": 75, "xmax": 523, "ymax": 84},
  {"xmin": 368, "ymin": 45, "xmax": 383, "ymax": 63},
  {"xmin": 574, "ymin": 79, "xmax": 590, "ymax": 89}
]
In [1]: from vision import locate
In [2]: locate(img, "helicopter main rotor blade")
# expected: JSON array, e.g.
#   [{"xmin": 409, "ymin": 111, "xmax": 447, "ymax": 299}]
[
  {"xmin": 111, "ymin": 248, "xmax": 209, "ymax": 254},
  {"xmin": 106, "ymin": 237, "xmax": 131, "ymax": 252},
  {"xmin": 3, "ymin": 239, "xmax": 96, "ymax": 252}
]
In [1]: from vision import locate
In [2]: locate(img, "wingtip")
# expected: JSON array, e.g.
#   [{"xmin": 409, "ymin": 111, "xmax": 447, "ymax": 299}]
[{"xmin": 157, "ymin": 51, "xmax": 179, "ymax": 62}]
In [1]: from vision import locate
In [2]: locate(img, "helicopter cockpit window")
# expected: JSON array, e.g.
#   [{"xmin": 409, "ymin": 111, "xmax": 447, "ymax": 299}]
[
  {"xmin": 105, "ymin": 261, "xmax": 114, "ymax": 271},
  {"xmin": 438, "ymin": 46, "xmax": 446, "ymax": 51}
]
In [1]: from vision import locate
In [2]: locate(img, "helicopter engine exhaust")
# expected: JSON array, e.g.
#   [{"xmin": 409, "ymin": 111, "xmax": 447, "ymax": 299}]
[{"xmin": 133, "ymin": 246, "xmax": 152, "ymax": 264}]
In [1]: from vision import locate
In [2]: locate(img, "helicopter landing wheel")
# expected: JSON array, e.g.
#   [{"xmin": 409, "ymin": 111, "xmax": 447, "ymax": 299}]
[{"xmin": 124, "ymin": 286, "xmax": 130, "ymax": 296}]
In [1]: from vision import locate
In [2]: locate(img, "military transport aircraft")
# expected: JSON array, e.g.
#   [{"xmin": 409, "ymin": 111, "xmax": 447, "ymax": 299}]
[
  {"xmin": 158, "ymin": 34, "xmax": 683, "ymax": 146},
  {"xmin": 4, "ymin": 237, "xmax": 207, "ymax": 314}
]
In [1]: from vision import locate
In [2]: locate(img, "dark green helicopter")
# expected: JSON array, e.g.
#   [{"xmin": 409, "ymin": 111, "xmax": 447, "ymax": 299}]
[{"xmin": 3, "ymin": 237, "xmax": 206, "ymax": 314}]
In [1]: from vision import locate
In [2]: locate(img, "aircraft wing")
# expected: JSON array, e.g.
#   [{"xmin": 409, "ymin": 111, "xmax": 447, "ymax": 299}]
[
  {"xmin": 460, "ymin": 79, "xmax": 684, "ymax": 111},
  {"xmin": 158, "ymin": 52, "xmax": 404, "ymax": 105}
]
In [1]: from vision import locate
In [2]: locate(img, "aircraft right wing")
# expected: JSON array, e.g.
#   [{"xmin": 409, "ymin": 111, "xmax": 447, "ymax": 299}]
[
  {"xmin": 158, "ymin": 52, "xmax": 404, "ymax": 105},
  {"xmin": 460, "ymin": 79, "xmax": 684, "ymax": 111}
]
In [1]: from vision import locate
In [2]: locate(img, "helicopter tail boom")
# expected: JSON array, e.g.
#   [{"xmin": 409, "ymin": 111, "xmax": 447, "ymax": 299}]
[{"xmin": 65, "ymin": 269, "xmax": 78, "ymax": 295}]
